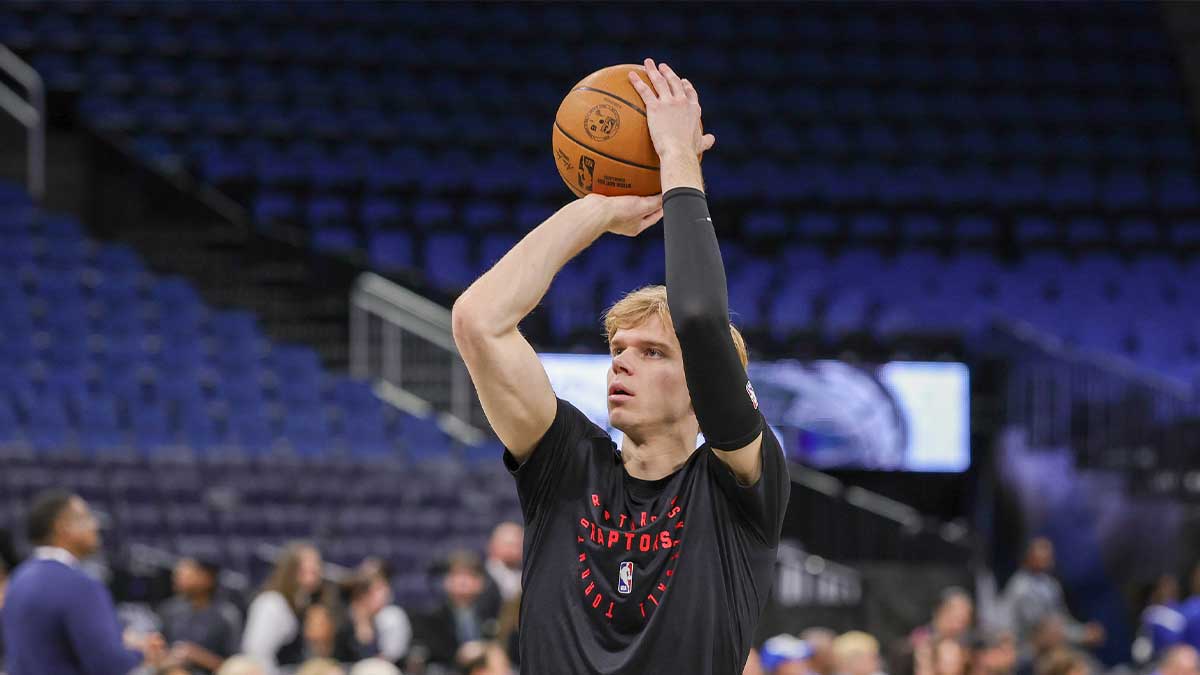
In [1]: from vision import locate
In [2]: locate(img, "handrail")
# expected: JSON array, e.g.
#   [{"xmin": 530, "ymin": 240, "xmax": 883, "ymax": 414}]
[
  {"xmin": 350, "ymin": 271, "xmax": 486, "ymax": 445},
  {"xmin": 0, "ymin": 44, "xmax": 46, "ymax": 202}
]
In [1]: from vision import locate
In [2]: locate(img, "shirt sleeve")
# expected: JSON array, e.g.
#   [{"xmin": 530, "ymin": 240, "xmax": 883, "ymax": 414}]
[
  {"xmin": 64, "ymin": 576, "xmax": 143, "ymax": 675},
  {"xmin": 220, "ymin": 602, "xmax": 244, "ymax": 658},
  {"xmin": 503, "ymin": 397, "xmax": 603, "ymax": 524},
  {"xmin": 708, "ymin": 419, "xmax": 791, "ymax": 547},
  {"xmin": 375, "ymin": 605, "xmax": 413, "ymax": 661},
  {"xmin": 241, "ymin": 591, "xmax": 297, "ymax": 675}
]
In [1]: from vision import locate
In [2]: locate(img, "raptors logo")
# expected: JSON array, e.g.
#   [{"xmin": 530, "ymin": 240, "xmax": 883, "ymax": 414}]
[{"xmin": 577, "ymin": 155, "xmax": 595, "ymax": 192}]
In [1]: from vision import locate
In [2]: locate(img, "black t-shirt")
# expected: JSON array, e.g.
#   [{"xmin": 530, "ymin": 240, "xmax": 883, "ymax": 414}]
[{"xmin": 504, "ymin": 398, "xmax": 790, "ymax": 675}]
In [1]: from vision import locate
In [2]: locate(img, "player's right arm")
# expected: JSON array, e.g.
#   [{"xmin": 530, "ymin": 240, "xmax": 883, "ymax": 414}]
[{"xmin": 452, "ymin": 193, "xmax": 663, "ymax": 463}]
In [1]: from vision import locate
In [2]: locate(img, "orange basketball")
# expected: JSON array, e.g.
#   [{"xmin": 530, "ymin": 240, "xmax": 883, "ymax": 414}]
[{"xmin": 551, "ymin": 64, "xmax": 662, "ymax": 197}]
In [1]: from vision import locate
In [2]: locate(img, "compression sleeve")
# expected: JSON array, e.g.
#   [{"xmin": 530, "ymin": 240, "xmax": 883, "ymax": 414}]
[{"xmin": 663, "ymin": 186, "xmax": 763, "ymax": 450}]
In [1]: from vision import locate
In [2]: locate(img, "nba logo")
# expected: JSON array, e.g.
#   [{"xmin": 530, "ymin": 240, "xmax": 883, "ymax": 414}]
[
  {"xmin": 746, "ymin": 380, "xmax": 759, "ymax": 410},
  {"xmin": 617, "ymin": 561, "xmax": 633, "ymax": 594}
]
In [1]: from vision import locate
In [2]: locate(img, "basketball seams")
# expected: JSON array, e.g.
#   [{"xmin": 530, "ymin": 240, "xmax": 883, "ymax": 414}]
[
  {"xmin": 571, "ymin": 86, "xmax": 647, "ymax": 117},
  {"xmin": 553, "ymin": 122, "xmax": 660, "ymax": 172}
]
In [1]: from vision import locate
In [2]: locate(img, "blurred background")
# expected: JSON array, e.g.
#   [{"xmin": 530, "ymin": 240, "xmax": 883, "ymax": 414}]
[{"xmin": 0, "ymin": 1, "xmax": 1199, "ymax": 675}]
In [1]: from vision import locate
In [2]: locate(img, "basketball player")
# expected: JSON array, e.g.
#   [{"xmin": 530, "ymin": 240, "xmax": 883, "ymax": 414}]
[{"xmin": 452, "ymin": 58, "xmax": 790, "ymax": 674}]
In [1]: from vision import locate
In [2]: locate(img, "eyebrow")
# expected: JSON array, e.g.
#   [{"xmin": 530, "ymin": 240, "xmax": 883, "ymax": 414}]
[{"xmin": 610, "ymin": 338, "xmax": 672, "ymax": 353}]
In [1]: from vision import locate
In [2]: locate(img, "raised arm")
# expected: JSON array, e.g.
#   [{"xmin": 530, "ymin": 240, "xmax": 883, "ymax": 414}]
[
  {"xmin": 630, "ymin": 58, "xmax": 764, "ymax": 485},
  {"xmin": 452, "ymin": 193, "xmax": 663, "ymax": 463}
]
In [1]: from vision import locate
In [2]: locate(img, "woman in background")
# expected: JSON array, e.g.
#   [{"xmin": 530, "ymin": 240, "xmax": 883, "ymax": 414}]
[{"xmin": 241, "ymin": 543, "xmax": 333, "ymax": 674}]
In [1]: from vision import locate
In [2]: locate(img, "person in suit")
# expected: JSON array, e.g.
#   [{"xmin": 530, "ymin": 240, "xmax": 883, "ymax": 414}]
[
  {"xmin": 2, "ymin": 489, "xmax": 166, "ymax": 675},
  {"xmin": 413, "ymin": 550, "xmax": 494, "ymax": 668}
]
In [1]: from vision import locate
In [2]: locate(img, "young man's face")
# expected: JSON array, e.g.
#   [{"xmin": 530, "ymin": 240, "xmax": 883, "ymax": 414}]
[{"xmin": 606, "ymin": 314, "xmax": 694, "ymax": 440}]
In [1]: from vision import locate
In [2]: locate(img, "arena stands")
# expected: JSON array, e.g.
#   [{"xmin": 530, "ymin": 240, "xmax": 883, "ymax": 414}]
[
  {"xmin": 1, "ymin": 2, "xmax": 1200, "ymax": 675},
  {"xmin": 3, "ymin": 1, "xmax": 1199, "ymax": 383}
]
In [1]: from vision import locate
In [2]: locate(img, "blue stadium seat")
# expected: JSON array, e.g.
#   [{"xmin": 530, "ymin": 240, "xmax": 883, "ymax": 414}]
[
  {"xmin": 463, "ymin": 202, "xmax": 507, "ymax": 231},
  {"xmin": 1015, "ymin": 216, "xmax": 1059, "ymax": 246},
  {"xmin": 79, "ymin": 395, "xmax": 123, "ymax": 454},
  {"xmin": 1066, "ymin": 218, "xmax": 1108, "ymax": 247},
  {"xmin": 368, "ymin": 230, "xmax": 414, "ymax": 271},
  {"xmin": 360, "ymin": 198, "xmax": 403, "ymax": 232},
  {"xmin": 744, "ymin": 211, "xmax": 789, "ymax": 239},
  {"xmin": 1117, "ymin": 219, "xmax": 1160, "ymax": 246},
  {"xmin": 423, "ymin": 233, "xmax": 475, "ymax": 290}
]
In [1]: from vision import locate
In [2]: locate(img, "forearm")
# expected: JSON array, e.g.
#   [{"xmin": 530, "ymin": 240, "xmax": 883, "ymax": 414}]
[
  {"xmin": 455, "ymin": 198, "xmax": 607, "ymax": 337},
  {"xmin": 664, "ymin": 187, "xmax": 761, "ymax": 450},
  {"xmin": 187, "ymin": 645, "xmax": 225, "ymax": 671}
]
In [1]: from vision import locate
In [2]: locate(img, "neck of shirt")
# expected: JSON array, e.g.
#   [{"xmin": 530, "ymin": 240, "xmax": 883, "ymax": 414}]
[{"xmin": 34, "ymin": 546, "xmax": 79, "ymax": 567}]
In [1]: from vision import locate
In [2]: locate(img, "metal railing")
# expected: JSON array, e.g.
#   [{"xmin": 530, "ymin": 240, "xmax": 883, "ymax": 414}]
[
  {"xmin": 350, "ymin": 272, "xmax": 486, "ymax": 445},
  {"xmin": 774, "ymin": 539, "xmax": 863, "ymax": 608},
  {"xmin": 0, "ymin": 44, "xmax": 45, "ymax": 202},
  {"xmin": 992, "ymin": 319, "xmax": 1198, "ymax": 470}
]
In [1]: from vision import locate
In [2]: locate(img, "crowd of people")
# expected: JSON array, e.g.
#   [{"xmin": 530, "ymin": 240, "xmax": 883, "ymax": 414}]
[
  {"xmin": 745, "ymin": 538, "xmax": 1200, "ymax": 675},
  {"xmin": 4, "ymin": 491, "xmax": 1200, "ymax": 675},
  {"xmin": 0, "ymin": 491, "xmax": 523, "ymax": 675}
]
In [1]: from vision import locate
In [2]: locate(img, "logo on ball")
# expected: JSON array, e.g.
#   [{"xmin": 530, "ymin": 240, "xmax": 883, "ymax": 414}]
[
  {"xmin": 555, "ymin": 147, "xmax": 573, "ymax": 169},
  {"xmin": 577, "ymin": 155, "xmax": 595, "ymax": 192},
  {"xmin": 584, "ymin": 103, "xmax": 621, "ymax": 142},
  {"xmin": 618, "ymin": 561, "xmax": 634, "ymax": 594}
]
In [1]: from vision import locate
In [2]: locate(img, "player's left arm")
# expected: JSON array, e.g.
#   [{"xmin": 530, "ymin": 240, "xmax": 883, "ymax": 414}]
[{"xmin": 630, "ymin": 59, "xmax": 764, "ymax": 485}]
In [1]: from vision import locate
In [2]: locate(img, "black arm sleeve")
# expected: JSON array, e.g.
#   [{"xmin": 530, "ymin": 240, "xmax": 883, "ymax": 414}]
[{"xmin": 663, "ymin": 186, "xmax": 763, "ymax": 450}]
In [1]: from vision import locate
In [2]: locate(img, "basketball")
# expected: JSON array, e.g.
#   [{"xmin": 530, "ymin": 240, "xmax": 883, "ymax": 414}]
[{"xmin": 552, "ymin": 64, "xmax": 661, "ymax": 197}]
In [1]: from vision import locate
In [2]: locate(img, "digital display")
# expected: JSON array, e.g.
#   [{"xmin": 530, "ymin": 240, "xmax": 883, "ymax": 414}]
[{"xmin": 537, "ymin": 354, "xmax": 970, "ymax": 472}]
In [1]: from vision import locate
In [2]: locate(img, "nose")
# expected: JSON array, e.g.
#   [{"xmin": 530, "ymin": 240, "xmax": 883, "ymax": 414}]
[{"xmin": 611, "ymin": 351, "xmax": 632, "ymax": 376}]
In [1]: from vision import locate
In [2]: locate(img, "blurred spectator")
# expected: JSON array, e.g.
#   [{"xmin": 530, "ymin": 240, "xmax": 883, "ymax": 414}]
[
  {"xmin": 745, "ymin": 647, "xmax": 765, "ymax": 675},
  {"xmin": 479, "ymin": 522, "xmax": 523, "ymax": 620},
  {"xmin": 925, "ymin": 589, "xmax": 975, "ymax": 644},
  {"xmin": 348, "ymin": 657, "xmax": 402, "ymax": 675},
  {"xmin": 1034, "ymin": 649, "xmax": 1090, "ymax": 675},
  {"xmin": 457, "ymin": 639, "xmax": 513, "ymax": 675},
  {"xmin": 159, "ymin": 556, "xmax": 243, "ymax": 674},
  {"xmin": 1152, "ymin": 645, "xmax": 1200, "ymax": 675},
  {"xmin": 494, "ymin": 589, "xmax": 521, "ymax": 668},
  {"xmin": 414, "ymin": 550, "xmax": 494, "ymax": 668},
  {"xmin": 295, "ymin": 657, "xmax": 345, "ymax": 675},
  {"xmin": 803, "ymin": 628, "xmax": 838, "ymax": 675},
  {"xmin": 216, "ymin": 655, "xmax": 267, "ymax": 675},
  {"xmin": 302, "ymin": 604, "xmax": 338, "ymax": 660},
  {"xmin": 356, "ymin": 558, "xmax": 413, "ymax": 663},
  {"xmin": 834, "ymin": 631, "xmax": 885, "ymax": 675},
  {"xmin": 334, "ymin": 573, "xmax": 392, "ymax": 662},
  {"xmin": 242, "ymin": 542, "xmax": 330, "ymax": 674},
  {"xmin": 1001, "ymin": 539, "xmax": 1104, "ymax": 651},
  {"xmin": 896, "ymin": 588, "xmax": 975, "ymax": 675},
  {"xmin": 1136, "ymin": 574, "xmax": 1185, "ymax": 663},
  {"xmin": 1178, "ymin": 563, "xmax": 1200, "ymax": 654},
  {"xmin": 1018, "ymin": 614, "xmax": 1101, "ymax": 675},
  {"xmin": 969, "ymin": 630, "xmax": 1017, "ymax": 675},
  {"xmin": 916, "ymin": 635, "xmax": 970, "ymax": 675},
  {"xmin": 1, "ymin": 489, "xmax": 166, "ymax": 675},
  {"xmin": 761, "ymin": 634, "xmax": 813, "ymax": 675}
]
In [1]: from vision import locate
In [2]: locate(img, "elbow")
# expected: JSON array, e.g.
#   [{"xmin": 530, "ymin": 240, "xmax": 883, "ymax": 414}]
[{"xmin": 451, "ymin": 295, "xmax": 494, "ymax": 349}]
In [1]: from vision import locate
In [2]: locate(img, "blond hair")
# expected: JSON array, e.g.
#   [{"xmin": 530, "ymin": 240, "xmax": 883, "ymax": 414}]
[
  {"xmin": 216, "ymin": 656, "xmax": 267, "ymax": 675},
  {"xmin": 295, "ymin": 659, "xmax": 344, "ymax": 675},
  {"xmin": 602, "ymin": 285, "xmax": 748, "ymax": 369},
  {"xmin": 833, "ymin": 631, "xmax": 881, "ymax": 661}
]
